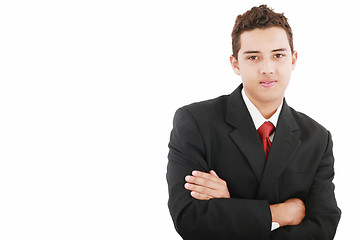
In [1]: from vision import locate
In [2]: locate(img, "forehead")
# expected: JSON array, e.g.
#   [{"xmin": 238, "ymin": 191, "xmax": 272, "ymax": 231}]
[{"xmin": 239, "ymin": 27, "xmax": 290, "ymax": 53}]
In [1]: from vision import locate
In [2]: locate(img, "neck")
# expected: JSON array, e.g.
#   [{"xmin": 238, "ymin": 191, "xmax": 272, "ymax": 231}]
[
  {"xmin": 244, "ymin": 91, "xmax": 283, "ymax": 119},
  {"xmin": 256, "ymin": 102, "xmax": 281, "ymax": 119}
]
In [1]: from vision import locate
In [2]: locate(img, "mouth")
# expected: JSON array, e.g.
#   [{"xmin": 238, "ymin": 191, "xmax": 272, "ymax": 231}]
[{"xmin": 260, "ymin": 80, "xmax": 277, "ymax": 88}]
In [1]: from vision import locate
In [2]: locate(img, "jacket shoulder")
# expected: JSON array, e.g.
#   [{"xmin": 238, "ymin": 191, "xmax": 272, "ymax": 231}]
[{"xmin": 289, "ymin": 107, "xmax": 329, "ymax": 138}]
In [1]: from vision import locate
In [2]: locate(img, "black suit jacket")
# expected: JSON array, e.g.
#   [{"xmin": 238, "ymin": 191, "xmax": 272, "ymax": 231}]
[{"xmin": 167, "ymin": 84, "xmax": 341, "ymax": 240}]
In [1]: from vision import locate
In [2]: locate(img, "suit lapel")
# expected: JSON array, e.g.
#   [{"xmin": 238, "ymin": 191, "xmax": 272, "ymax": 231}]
[
  {"xmin": 226, "ymin": 85, "xmax": 266, "ymax": 183},
  {"xmin": 225, "ymin": 85, "xmax": 302, "ymax": 196},
  {"xmin": 256, "ymin": 101, "xmax": 302, "ymax": 199}
]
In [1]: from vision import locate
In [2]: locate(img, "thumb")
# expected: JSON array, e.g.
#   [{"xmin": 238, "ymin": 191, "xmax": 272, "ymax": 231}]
[{"xmin": 210, "ymin": 170, "xmax": 218, "ymax": 177}]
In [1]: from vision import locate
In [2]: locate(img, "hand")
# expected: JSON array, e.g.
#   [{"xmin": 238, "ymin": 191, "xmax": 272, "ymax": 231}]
[
  {"xmin": 184, "ymin": 170, "xmax": 230, "ymax": 200},
  {"xmin": 270, "ymin": 198, "xmax": 305, "ymax": 227}
]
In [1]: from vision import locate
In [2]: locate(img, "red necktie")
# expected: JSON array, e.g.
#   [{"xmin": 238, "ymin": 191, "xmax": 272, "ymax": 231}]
[{"xmin": 257, "ymin": 121, "xmax": 275, "ymax": 158}]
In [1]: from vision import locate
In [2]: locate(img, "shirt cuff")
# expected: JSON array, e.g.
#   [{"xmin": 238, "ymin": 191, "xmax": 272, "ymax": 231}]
[{"xmin": 271, "ymin": 222, "xmax": 280, "ymax": 231}]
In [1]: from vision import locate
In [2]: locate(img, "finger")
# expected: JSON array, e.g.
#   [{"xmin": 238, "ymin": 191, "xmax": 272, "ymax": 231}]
[
  {"xmin": 185, "ymin": 175, "xmax": 217, "ymax": 190},
  {"xmin": 192, "ymin": 170, "xmax": 222, "ymax": 183},
  {"xmin": 190, "ymin": 191, "xmax": 213, "ymax": 200},
  {"xmin": 184, "ymin": 183, "xmax": 216, "ymax": 197}
]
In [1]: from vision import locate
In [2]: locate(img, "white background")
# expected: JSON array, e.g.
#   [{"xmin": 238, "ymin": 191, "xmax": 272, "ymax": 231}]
[{"xmin": 0, "ymin": 0, "xmax": 358, "ymax": 239}]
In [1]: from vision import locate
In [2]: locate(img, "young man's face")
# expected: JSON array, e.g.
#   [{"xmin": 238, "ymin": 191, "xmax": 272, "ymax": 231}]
[{"xmin": 230, "ymin": 27, "xmax": 297, "ymax": 106}]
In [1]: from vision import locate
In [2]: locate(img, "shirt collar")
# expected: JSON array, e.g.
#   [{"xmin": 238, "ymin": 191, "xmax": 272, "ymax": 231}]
[{"xmin": 241, "ymin": 89, "xmax": 283, "ymax": 130}]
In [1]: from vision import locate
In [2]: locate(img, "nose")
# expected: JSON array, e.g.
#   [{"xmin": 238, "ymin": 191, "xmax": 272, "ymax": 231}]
[{"xmin": 260, "ymin": 59, "xmax": 275, "ymax": 75}]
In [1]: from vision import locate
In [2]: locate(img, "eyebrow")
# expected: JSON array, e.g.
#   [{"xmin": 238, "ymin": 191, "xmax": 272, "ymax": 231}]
[
  {"xmin": 243, "ymin": 48, "xmax": 288, "ymax": 54},
  {"xmin": 272, "ymin": 48, "xmax": 287, "ymax": 52}
]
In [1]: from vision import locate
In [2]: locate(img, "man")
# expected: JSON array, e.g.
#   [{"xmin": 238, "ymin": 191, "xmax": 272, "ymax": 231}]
[{"xmin": 167, "ymin": 5, "xmax": 341, "ymax": 240}]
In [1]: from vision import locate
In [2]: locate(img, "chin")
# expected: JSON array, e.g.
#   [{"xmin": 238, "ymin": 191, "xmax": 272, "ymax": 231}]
[{"xmin": 257, "ymin": 92, "xmax": 284, "ymax": 104}]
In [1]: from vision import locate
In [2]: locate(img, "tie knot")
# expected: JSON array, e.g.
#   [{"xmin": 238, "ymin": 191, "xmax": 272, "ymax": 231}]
[{"xmin": 257, "ymin": 121, "xmax": 275, "ymax": 139}]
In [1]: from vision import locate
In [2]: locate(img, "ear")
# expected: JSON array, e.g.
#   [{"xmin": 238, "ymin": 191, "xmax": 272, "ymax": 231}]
[
  {"xmin": 291, "ymin": 51, "xmax": 298, "ymax": 70},
  {"xmin": 230, "ymin": 55, "xmax": 241, "ymax": 75}
]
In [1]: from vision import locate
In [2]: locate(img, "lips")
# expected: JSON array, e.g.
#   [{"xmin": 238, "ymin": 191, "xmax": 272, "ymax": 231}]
[{"xmin": 260, "ymin": 80, "xmax": 277, "ymax": 88}]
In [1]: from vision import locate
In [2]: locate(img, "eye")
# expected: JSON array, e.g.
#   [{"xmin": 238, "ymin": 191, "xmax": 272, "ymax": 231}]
[
  {"xmin": 274, "ymin": 53, "xmax": 285, "ymax": 59},
  {"xmin": 248, "ymin": 56, "xmax": 259, "ymax": 61}
]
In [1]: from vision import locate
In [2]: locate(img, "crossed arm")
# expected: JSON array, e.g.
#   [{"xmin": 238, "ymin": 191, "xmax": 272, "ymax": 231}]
[{"xmin": 184, "ymin": 170, "xmax": 305, "ymax": 228}]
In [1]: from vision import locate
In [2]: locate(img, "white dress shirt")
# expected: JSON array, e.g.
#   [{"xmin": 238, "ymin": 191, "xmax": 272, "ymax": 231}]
[{"xmin": 241, "ymin": 89, "xmax": 283, "ymax": 142}]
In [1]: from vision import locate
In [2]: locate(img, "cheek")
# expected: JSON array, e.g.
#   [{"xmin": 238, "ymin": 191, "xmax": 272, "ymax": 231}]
[
  {"xmin": 277, "ymin": 62, "xmax": 293, "ymax": 80},
  {"xmin": 239, "ymin": 66, "xmax": 257, "ymax": 82}
]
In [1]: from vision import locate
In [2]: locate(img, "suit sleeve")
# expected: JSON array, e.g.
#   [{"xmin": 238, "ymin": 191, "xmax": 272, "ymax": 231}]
[
  {"xmin": 166, "ymin": 108, "xmax": 272, "ymax": 240},
  {"xmin": 271, "ymin": 131, "xmax": 341, "ymax": 240}
]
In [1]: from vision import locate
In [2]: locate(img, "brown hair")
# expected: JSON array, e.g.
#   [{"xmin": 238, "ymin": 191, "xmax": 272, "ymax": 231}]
[{"xmin": 231, "ymin": 5, "xmax": 293, "ymax": 59}]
